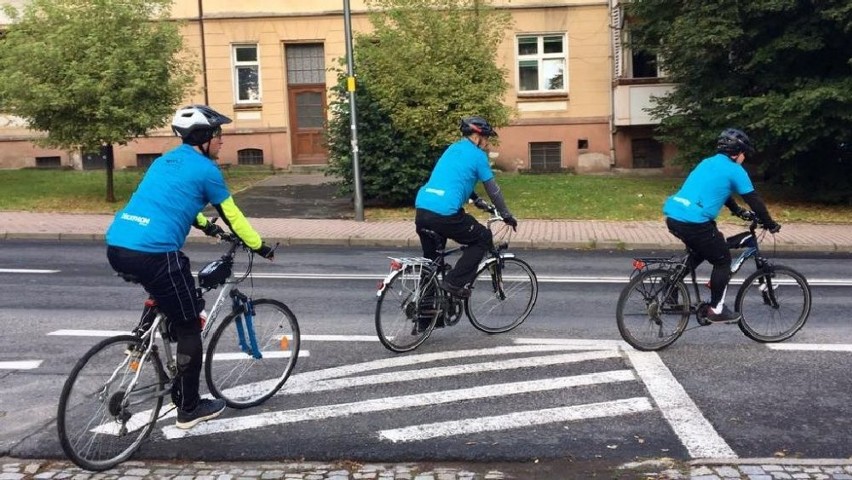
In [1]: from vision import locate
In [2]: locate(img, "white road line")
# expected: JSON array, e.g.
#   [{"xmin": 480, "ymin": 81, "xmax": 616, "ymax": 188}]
[
  {"xmin": 767, "ymin": 343, "xmax": 852, "ymax": 352},
  {"xmin": 208, "ymin": 351, "xmax": 301, "ymax": 360},
  {"xmin": 225, "ymin": 350, "xmax": 621, "ymax": 400},
  {"xmin": 162, "ymin": 370, "xmax": 637, "ymax": 439},
  {"xmin": 624, "ymin": 349, "xmax": 737, "ymax": 459},
  {"xmin": 379, "ymin": 397, "xmax": 653, "ymax": 442},
  {"xmin": 249, "ymin": 272, "xmax": 852, "ymax": 286},
  {"xmin": 513, "ymin": 338, "xmax": 626, "ymax": 349},
  {"xmin": 48, "ymin": 330, "xmax": 375, "ymax": 343},
  {"xmin": 0, "ymin": 360, "xmax": 42, "ymax": 370},
  {"xmin": 0, "ymin": 268, "xmax": 60, "ymax": 274}
]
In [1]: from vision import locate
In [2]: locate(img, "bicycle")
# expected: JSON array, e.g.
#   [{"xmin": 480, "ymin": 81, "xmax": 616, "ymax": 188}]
[
  {"xmin": 616, "ymin": 214, "xmax": 812, "ymax": 351},
  {"xmin": 375, "ymin": 200, "xmax": 539, "ymax": 353},
  {"xmin": 56, "ymin": 232, "xmax": 300, "ymax": 471}
]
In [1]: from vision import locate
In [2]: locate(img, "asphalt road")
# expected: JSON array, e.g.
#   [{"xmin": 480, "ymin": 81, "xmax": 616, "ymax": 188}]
[{"xmin": 1, "ymin": 241, "xmax": 850, "ymax": 465}]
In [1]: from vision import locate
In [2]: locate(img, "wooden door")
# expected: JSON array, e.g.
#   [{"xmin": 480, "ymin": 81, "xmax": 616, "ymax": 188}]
[{"xmin": 288, "ymin": 85, "xmax": 328, "ymax": 165}]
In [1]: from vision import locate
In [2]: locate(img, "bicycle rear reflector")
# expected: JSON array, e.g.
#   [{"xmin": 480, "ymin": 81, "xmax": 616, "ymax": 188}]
[
  {"xmin": 390, "ymin": 259, "xmax": 402, "ymax": 271},
  {"xmin": 632, "ymin": 259, "xmax": 646, "ymax": 270}
]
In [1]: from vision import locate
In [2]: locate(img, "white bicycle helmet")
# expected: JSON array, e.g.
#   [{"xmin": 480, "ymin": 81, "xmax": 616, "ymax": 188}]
[{"xmin": 171, "ymin": 105, "xmax": 232, "ymax": 146}]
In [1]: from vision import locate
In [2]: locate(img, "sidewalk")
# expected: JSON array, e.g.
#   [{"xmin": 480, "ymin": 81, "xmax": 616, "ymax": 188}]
[
  {"xmin": 2, "ymin": 456, "xmax": 852, "ymax": 479},
  {"xmin": 2, "ymin": 211, "xmax": 852, "ymax": 252}
]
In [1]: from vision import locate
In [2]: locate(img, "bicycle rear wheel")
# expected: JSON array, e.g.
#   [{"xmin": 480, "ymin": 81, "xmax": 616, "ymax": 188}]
[
  {"xmin": 616, "ymin": 269, "xmax": 690, "ymax": 351},
  {"xmin": 57, "ymin": 335, "xmax": 166, "ymax": 471},
  {"xmin": 466, "ymin": 256, "xmax": 538, "ymax": 333},
  {"xmin": 205, "ymin": 299, "xmax": 300, "ymax": 409},
  {"xmin": 735, "ymin": 265, "xmax": 811, "ymax": 342},
  {"xmin": 375, "ymin": 266, "xmax": 439, "ymax": 353}
]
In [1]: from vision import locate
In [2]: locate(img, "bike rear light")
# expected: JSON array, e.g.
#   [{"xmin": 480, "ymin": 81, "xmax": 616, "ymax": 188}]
[
  {"xmin": 377, "ymin": 281, "xmax": 385, "ymax": 290},
  {"xmin": 390, "ymin": 259, "xmax": 402, "ymax": 271},
  {"xmin": 632, "ymin": 259, "xmax": 646, "ymax": 270}
]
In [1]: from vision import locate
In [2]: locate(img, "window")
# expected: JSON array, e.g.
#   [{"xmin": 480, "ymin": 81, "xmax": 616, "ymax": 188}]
[
  {"xmin": 35, "ymin": 156, "xmax": 61, "ymax": 168},
  {"xmin": 286, "ymin": 44, "xmax": 325, "ymax": 85},
  {"xmin": 233, "ymin": 44, "xmax": 261, "ymax": 103},
  {"xmin": 237, "ymin": 148, "xmax": 264, "ymax": 165},
  {"xmin": 529, "ymin": 142, "xmax": 562, "ymax": 171},
  {"xmin": 632, "ymin": 138, "xmax": 663, "ymax": 168},
  {"xmin": 82, "ymin": 152, "xmax": 106, "ymax": 170},
  {"xmin": 517, "ymin": 34, "xmax": 567, "ymax": 93},
  {"xmin": 136, "ymin": 153, "xmax": 159, "ymax": 169}
]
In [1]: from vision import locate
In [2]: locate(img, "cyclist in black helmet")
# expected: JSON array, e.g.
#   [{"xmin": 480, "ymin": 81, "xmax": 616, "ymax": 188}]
[
  {"xmin": 663, "ymin": 128, "xmax": 781, "ymax": 323},
  {"xmin": 106, "ymin": 104, "xmax": 275, "ymax": 429},
  {"xmin": 414, "ymin": 116, "xmax": 518, "ymax": 298}
]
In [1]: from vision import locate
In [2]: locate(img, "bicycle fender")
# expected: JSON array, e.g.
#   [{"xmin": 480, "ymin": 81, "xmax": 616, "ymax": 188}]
[
  {"xmin": 478, "ymin": 252, "xmax": 516, "ymax": 271},
  {"xmin": 377, "ymin": 269, "xmax": 401, "ymax": 297}
]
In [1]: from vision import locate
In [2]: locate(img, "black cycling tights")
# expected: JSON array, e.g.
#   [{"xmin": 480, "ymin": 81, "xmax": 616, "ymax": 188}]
[
  {"xmin": 107, "ymin": 246, "xmax": 203, "ymax": 411},
  {"xmin": 665, "ymin": 218, "xmax": 733, "ymax": 309}
]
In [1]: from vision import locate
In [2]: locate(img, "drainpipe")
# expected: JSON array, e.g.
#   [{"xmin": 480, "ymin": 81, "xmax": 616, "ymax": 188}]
[
  {"xmin": 198, "ymin": 0, "xmax": 209, "ymax": 105},
  {"xmin": 608, "ymin": 0, "xmax": 617, "ymax": 168}
]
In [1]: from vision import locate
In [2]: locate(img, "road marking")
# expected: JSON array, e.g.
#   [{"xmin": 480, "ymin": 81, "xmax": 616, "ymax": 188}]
[
  {"xmin": 0, "ymin": 360, "xmax": 42, "ymax": 370},
  {"xmin": 624, "ymin": 349, "xmax": 737, "ymax": 459},
  {"xmin": 48, "ymin": 329, "xmax": 373, "ymax": 343},
  {"xmin": 0, "ymin": 268, "xmax": 59, "ymax": 274},
  {"xmin": 379, "ymin": 397, "xmax": 653, "ymax": 442},
  {"xmin": 251, "ymin": 272, "xmax": 852, "ymax": 286},
  {"xmin": 220, "ymin": 349, "xmax": 621, "ymax": 400},
  {"xmin": 513, "ymin": 337, "xmax": 625, "ymax": 349},
  {"xmin": 767, "ymin": 343, "xmax": 852, "ymax": 352},
  {"xmin": 162, "ymin": 370, "xmax": 637, "ymax": 439}
]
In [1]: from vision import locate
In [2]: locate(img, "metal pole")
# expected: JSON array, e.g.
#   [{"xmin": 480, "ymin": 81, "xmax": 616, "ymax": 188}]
[{"xmin": 344, "ymin": 0, "xmax": 364, "ymax": 221}]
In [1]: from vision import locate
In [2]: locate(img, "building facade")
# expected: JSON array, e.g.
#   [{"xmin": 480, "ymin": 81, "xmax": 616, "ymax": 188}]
[{"xmin": 0, "ymin": 0, "xmax": 674, "ymax": 172}]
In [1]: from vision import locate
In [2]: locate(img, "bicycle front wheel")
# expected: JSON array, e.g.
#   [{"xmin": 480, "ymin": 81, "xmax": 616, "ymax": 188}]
[
  {"xmin": 466, "ymin": 256, "xmax": 538, "ymax": 334},
  {"xmin": 205, "ymin": 299, "xmax": 300, "ymax": 409},
  {"xmin": 616, "ymin": 269, "xmax": 690, "ymax": 351},
  {"xmin": 736, "ymin": 265, "xmax": 812, "ymax": 343},
  {"xmin": 57, "ymin": 335, "xmax": 166, "ymax": 471},
  {"xmin": 375, "ymin": 267, "xmax": 439, "ymax": 353}
]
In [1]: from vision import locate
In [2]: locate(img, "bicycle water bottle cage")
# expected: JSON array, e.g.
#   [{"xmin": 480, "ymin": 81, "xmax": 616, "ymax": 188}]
[{"xmin": 198, "ymin": 260, "xmax": 231, "ymax": 289}]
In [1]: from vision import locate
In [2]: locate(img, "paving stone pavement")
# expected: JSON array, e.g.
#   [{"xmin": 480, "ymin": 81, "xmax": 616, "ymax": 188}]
[{"xmin": 2, "ymin": 458, "xmax": 852, "ymax": 480}]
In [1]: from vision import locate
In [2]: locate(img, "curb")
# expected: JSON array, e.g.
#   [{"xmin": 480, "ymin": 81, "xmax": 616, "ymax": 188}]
[
  {"xmin": 691, "ymin": 458, "xmax": 852, "ymax": 467},
  {"xmin": 1, "ymin": 231, "xmax": 847, "ymax": 254}
]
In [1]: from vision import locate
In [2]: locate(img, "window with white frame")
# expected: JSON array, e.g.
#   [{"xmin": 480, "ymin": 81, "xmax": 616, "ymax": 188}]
[
  {"xmin": 233, "ymin": 44, "xmax": 261, "ymax": 103},
  {"xmin": 517, "ymin": 34, "xmax": 567, "ymax": 93}
]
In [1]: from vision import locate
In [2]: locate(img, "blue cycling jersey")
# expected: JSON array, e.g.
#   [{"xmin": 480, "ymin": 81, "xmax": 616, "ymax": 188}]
[
  {"xmin": 663, "ymin": 153, "xmax": 755, "ymax": 223},
  {"xmin": 106, "ymin": 144, "xmax": 231, "ymax": 253},
  {"xmin": 415, "ymin": 139, "xmax": 494, "ymax": 216}
]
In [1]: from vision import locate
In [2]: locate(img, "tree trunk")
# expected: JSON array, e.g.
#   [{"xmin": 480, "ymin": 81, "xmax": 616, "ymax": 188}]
[{"xmin": 100, "ymin": 143, "xmax": 116, "ymax": 203}]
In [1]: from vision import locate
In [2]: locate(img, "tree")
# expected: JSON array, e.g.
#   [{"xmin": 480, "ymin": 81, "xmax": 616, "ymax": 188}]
[
  {"xmin": 626, "ymin": 0, "xmax": 852, "ymax": 203},
  {"xmin": 0, "ymin": 0, "xmax": 196, "ymax": 202},
  {"xmin": 325, "ymin": 0, "xmax": 514, "ymax": 206}
]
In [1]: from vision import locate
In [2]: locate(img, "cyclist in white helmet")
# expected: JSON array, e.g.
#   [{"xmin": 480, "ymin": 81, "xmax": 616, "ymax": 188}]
[{"xmin": 106, "ymin": 105, "xmax": 274, "ymax": 429}]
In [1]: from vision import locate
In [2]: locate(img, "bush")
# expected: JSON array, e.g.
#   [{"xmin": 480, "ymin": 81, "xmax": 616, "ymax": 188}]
[{"xmin": 325, "ymin": 70, "xmax": 443, "ymax": 207}]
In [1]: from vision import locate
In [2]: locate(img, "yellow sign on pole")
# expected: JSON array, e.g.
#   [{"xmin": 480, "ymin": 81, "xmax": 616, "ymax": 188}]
[{"xmin": 347, "ymin": 76, "xmax": 356, "ymax": 92}]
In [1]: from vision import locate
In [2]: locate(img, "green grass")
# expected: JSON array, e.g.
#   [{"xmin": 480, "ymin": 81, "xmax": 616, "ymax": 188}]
[
  {"xmin": 0, "ymin": 167, "xmax": 274, "ymax": 214},
  {"xmin": 366, "ymin": 172, "xmax": 852, "ymax": 223},
  {"xmin": 2, "ymin": 169, "xmax": 850, "ymax": 223}
]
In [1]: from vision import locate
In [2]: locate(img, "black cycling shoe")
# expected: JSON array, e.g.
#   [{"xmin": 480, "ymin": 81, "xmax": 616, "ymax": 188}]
[
  {"xmin": 439, "ymin": 280, "xmax": 470, "ymax": 298},
  {"xmin": 706, "ymin": 305, "xmax": 742, "ymax": 323}
]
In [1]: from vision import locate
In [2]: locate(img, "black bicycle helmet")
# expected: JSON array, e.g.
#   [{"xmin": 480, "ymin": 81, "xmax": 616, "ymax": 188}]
[
  {"xmin": 460, "ymin": 116, "xmax": 497, "ymax": 138},
  {"xmin": 171, "ymin": 105, "xmax": 233, "ymax": 146},
  {"xmin": 716, "ymin": 128, "xmax": 755, "ymax": 156}
]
